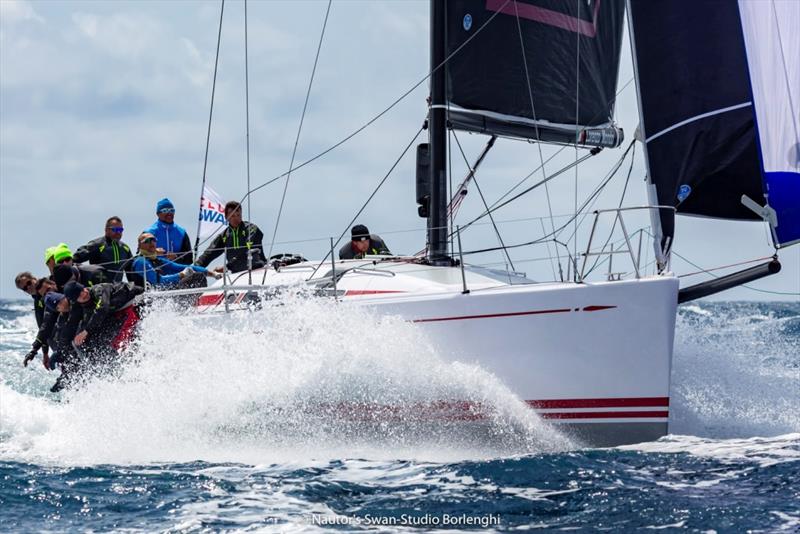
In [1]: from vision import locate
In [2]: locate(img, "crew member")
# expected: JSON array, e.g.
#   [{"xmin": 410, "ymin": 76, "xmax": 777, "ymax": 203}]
[
  {"xmin": 52, "ymin": 262, "xmax": 108, "ymax": 291},
  {"xmin": 44, "ymin": 247, "xmax": 57, "ymax": 275},
  {"xmin": 338, "ymin": 224, "xmax": 391, "ymax": 260},
  {"xmin": 22, "ymin": 278, "xmax": 59, "ymax": 368},
  {"xmin": 63, "ymin": 280, "xmax": 144, "ymax": 362},
  {"xmin": 45, "ymin": 243, "xmax": 72, "ymax": 275},
  {"xmin": 73, "ymin": 216, "xmax": 133, "ymax": 282},
  {"xmin": 144, "ymin": 198, "xmax": 193, "ymax": 265},
  {"xmin": 128, "ymin": 232, "xmax": 217, "ymax": 289},
  {"xmin": 14, "ymin": 271, "xmax": 47, "ymax": 333},
  {"xmin": 49, "ymin": 291, "xmax": 84, "ymax": 392},
  {"xmin": 195, "ymin": 201, "xmax": 266, "ymax": 273}
]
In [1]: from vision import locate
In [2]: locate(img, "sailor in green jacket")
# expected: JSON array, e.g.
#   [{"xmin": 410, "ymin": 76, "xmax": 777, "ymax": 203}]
[
  {"xmin": 73, "ymin": 216, "xmax": 133, "ymax": 282},
  {"xmin": 195, "ymin": 201, "xmax": 266, "ymax": 273}
]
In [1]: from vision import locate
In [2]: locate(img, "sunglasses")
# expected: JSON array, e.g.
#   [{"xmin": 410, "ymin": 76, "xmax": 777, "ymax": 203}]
[
  {"xmin": 21, "ymin": 279, "xmax": 35, "ymax": 292},
  {"xmin": 158, "ymin": 208, "xmax": 176, "ymax": 214},
  {"xmin": 56, "ymin": 257, "xmax": 72, "ymax": 264},
  {"xmin": 141, "ymin": 237, "xmax": 156, "ymax": 244},
  {"xmin": 107, "ymin": 226, "xmax": 124, "ymax": 233}
]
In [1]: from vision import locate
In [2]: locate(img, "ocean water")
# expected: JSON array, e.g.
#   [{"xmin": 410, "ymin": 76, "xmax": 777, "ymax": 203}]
[{"xmin": 0, "ymin": 296, "xmax": 797, "ymax": 532}]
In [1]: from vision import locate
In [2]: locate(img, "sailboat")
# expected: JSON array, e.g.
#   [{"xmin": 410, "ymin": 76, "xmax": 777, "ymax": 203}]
[{"xmin": 173, "ymin": 0, "xmax": 798, "ymax": 447}]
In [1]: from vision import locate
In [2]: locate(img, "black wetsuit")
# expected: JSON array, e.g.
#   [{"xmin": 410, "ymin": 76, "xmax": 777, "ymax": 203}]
[
  {"xmin": 74, "ymin": 237, "xmax": 133, "ymax": 282},
  {"xmin": 49, "ymin": 305, "xmax": 84, "ymax": 392},
  {"xmin": 29, "ymin": 279, "xmax": 50, "ymax": 361},
  {"xmin": 33, "ymin": 294, "xmax": 45, "ymax": 328},
  {"xmin": 32, "ymin": 307, "xmax": 59, "ymax": 355},
  {"xmin": 338, "ymin": 235, "xmax": 391, "ymax": 260},
  {"xmin": 77, "ymin": 282, "xmax": 143, "ymax": 354},
  {"xmin": 55, "ymin": 265, "xmax": 109, "ymax": 291},
  {"xmin": 195, "ymin": 221, "xmax": 266, "ymax": 273}
]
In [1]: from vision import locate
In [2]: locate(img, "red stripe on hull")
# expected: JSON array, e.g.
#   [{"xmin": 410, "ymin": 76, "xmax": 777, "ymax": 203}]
[
  {"xmin": 310, "ymin": 398, "xmax": 669, "ymax": 422},
  {"xmin": 344, "ymin": 290, "xmax": 406, "ymax": 296},
  {"xmin": 197, "ymin": 294, "xmax": 224, "ymax": 306},
  {"xmin": 541, "ymin": 411, "xmax": 669, "ymax": 420},
  {"xmin": 412, "ymin": 305, "xmax": 617, "ymax": 323},
  {"xmin": 413, "ymin": 308, "xmax": 572, "ymax": 323},
  {"xmin": 582, "ymin": 305, "xmax": 617, "ymax": 312},
  {"xmin": 528, "ymin": 397, "xmax": 668, "ymax": 409}
]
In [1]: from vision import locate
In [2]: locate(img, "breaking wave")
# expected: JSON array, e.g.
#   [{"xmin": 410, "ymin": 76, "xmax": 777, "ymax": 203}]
[
  {"xmin": 670, "ymin": 301, "xmax": 800, "ymax": 438},
  {"xmin": 0, "ymin": 293, "xmax": 571, "ymax": 465}
]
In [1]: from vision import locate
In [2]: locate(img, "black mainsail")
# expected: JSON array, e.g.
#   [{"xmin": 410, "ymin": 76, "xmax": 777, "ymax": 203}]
[
  {"xmin": 444, "ymin": 0, "xmax": 626, "ymax": 148},
  {"xmin": 427, "ymin": 0, "xmax": 628, "ymax": 261}
]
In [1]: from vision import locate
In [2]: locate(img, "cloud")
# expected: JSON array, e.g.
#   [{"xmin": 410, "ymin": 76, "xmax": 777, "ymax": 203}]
[
  {"xmin": 0, "ymin": 0, "xmax": 44, "ymax": 26},
  {"xmin": 71, "ymin": 11, "xmax": 163, "ymax": 59},
  {"xmin": 1, "ymin": 1, "xmax": 797, "ymax": 300}
]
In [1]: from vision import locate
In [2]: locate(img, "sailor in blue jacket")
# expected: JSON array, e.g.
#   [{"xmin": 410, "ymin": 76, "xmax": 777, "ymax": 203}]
[
  {"xmin": 144, "ymin": 198, "xmax": 194, "ymax": 266},
  {"xmin": 128, "ymin": 232, "xmax": 218, "ymax": 289}
]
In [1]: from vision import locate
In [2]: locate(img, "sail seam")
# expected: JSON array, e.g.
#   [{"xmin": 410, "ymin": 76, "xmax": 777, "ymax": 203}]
[{"xmin": 645, "ymin": 102, "xmax": 752, "ymax": 144}]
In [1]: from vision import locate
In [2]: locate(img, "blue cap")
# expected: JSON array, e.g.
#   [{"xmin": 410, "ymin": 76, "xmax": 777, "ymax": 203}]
[
  {"xmin": 63, "ymin": 281, "xmax": 85, "ymax": 302},
  {"xmin": 156, "ymin": 198, "xmax": 174, "ymax": 213},
  {"xmin": 44, "ymin": 292, "xmax": 66, "ymax": 312}
]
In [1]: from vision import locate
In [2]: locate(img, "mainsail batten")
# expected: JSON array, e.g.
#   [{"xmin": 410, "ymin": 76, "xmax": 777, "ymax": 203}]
[{"xmin": 445, "ymin": 0, "xmax": 625, "ymax": 147}]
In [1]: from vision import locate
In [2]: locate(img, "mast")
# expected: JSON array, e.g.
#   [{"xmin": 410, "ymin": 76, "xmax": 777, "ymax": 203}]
[{"xmin": 428, "ymin": 0, "xmax": 449, "ymax": 264}]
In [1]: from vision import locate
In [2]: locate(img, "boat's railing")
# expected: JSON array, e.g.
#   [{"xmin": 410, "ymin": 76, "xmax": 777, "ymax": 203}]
[
  {"xmin": 144, "ymin": 283, "xmax": 274, "ymax": 299},
  {"xmin": 579, "ymin": 205, "xmax": 676, "ymax": 282}
]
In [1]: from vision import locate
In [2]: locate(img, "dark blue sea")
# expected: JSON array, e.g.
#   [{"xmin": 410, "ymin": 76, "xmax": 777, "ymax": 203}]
[{"xmin": 1, "ymin": 298, "xmax": 798, "ymax": 532}]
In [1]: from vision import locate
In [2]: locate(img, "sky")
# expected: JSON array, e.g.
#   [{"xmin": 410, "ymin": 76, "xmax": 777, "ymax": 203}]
[{"xmin": 1, "ymin": 0, "xmax": 797, "ymax": 301}]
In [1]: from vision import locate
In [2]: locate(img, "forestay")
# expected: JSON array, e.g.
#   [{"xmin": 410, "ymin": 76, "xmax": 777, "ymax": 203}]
[{"xmin": 444, "ymin": 0, "xmax": 625, "ymax": 148}]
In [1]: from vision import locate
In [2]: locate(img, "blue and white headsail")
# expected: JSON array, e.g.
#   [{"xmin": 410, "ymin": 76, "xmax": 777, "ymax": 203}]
[
  {"xmin": 738, "ymin": 0, "xmax": 800, "ymax": 247},
  {"xmin": 628, "ymin": 0, "xmax": 800, "ymax": 253}
]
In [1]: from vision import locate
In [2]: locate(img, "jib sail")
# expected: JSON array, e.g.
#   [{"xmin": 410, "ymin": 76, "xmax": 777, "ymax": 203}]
[
  {"xmin": 628, "ymin": 0, "xmax": 799, "ymax": 253},
  {"xmin": 738, "ymin": 0, "xmax": 800, "ymax": 248},
  {"xmin": 445, "ymin": 0, "xmax": 626, "ymax": 148}
]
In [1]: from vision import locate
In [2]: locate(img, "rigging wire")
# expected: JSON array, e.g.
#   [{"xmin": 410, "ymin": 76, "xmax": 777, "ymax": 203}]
[
  {"xmin": 555, "ymin": 140, "xmax": 636, "ymax": 247},
  {"xmin": 446, "ymin": 136, "xmax": 495, "ymax": 221},
  {"xmin": 582, "ymin": 142, "xmax": 637, "ymax": 276},
  {"xmin": 486, "ymin": 77, "xmax": 632, "ymax": 209},
  {"xmin": 307, "ymin": 125, "xmax": 426, "ymax": 280},
  {"xmin": 244, "ymin": 0, "xmax": 252, "ymax": 226},
  {"xmin": 457, "ymin": 150, "xmax": 597, "ymax": 235},
  {"xmin": 647, "ymin": 232, "xmax": 800, "ymax": 297},
  {"xmin": 448, "ymin": 129, "xmax": 454, "ymax": 258},
  {"xmin": 513, "ymin": 0, "xmax": 562, "ymax": 281},
  {"xmin": 451, "ymin": 131, "xmax": 515, "ymax": 271},
  {"xmin": 677, "ymin": 255, "xmax": 777, "ymax": 278},
  {"xmin": 193, "ymin": 0, "xmax": 225, "ymax": 259},
  {"xmin": 461, "ymin": 141, "xmax": 635, "ymax": 256},
  {"xmin": 244, "ymin": 0, "xmax": 252, "ymax": 283},
  {"xmin": 573, "ymin": 0, "xmax": 582, "ymax": 280},
  {"xmin": 239, "ymin": 0, "xmax": 514, "ymax": 205},
  {"xmin": 267, "ymin": 0, "xmax": 333, "ymax": 261}
]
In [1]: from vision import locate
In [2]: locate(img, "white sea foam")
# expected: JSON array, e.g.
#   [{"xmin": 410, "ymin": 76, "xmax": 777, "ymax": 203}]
[
  {"xmin": 669, "ymin": 303, "xmax": 800, "ymax": 438},
  {"xmin": 2, "ymin": 299, "xmax": 797, "ymax": 466},
  {"xmin": 624, "ymin": 433, "xmax": 800, "ymax": 469},
  {"xmin": 0, "ymin": 292, "xmax": 571, "ymax": 465}
]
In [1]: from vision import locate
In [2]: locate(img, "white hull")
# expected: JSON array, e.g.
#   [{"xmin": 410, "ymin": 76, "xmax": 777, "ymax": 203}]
[{"xmin": 194, "ymin": 260, "xmax": 679, "ymax": 446}]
